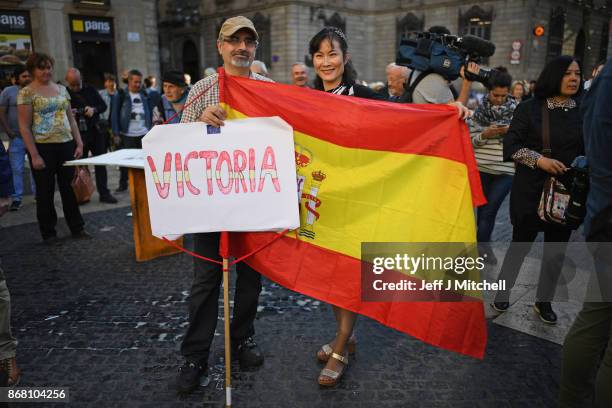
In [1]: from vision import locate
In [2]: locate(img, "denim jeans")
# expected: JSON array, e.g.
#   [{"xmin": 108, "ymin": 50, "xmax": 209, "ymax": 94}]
[
  {"xmin": 476, "ymin": 171, "xmax": 513, "ymax": 242},
  {"xmin": 8, "ymin": 136, "xmax": 36, "ymax": 201}
]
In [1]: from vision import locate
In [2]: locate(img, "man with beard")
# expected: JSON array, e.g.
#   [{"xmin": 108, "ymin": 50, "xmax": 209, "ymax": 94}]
[{"xmin": 176, "ymin": 16, "xmax": 273, "ymax": 395}]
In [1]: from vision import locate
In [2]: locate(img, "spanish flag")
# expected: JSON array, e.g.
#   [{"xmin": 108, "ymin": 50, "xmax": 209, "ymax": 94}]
[{"xmin": 220, "ymin": 69, "xmax": 488, "ymax": 359}]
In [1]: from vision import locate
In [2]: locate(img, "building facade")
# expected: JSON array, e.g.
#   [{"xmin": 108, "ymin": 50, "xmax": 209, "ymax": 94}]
[
  {"xmin": 0, "ymin": 0, "xmax": 160, "ymax": 89},
  {"xmin": 158, "ymin": 0, "xmax": 611, "ymax": 84}
]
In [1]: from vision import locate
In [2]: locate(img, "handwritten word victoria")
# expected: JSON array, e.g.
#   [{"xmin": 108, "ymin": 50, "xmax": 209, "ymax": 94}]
[{"xmin": 147, "ymin": 146, "xmax": 281, "ymax": 199}]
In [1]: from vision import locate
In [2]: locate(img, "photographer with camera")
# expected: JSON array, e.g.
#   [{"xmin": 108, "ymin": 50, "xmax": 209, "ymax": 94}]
[
  {"xmin": 65, "ymin": 68, "xmax": 117, "ymax": 204},
  {"xmin": 395, "ymin": 27, "xmax": 496, "ymax": 118}
]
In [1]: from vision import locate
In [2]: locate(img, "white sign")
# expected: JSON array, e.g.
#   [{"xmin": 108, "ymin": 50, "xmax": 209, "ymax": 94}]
[
  {"xmin": 142, "ymin": 117, "xmax": 300, "ymax": 238},
  {"xmin": 65, "ymin": 149, "xmax": 144, "ymax": 169},
  {"xmin": 511, "ymin": 40, "xmax": 522, "ymax": 51},
  {"xmin": 510, "ymin": 50, "xmax": 521, "ymax": 65},
  {"xmin": 127, "ymin": 32, "xmax": 140, "ymax": 42}
]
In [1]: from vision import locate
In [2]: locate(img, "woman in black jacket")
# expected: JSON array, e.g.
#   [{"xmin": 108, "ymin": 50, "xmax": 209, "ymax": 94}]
[
  {"xmin": 492, "ymin": 55, "xmax": 584, "ymax": 324},
  {"xmin": 308, "ymin": 26, "xmax": 385, "ymax": 388}
]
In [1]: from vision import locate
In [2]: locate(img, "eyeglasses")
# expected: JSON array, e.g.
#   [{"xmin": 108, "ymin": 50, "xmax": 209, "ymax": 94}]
[{"xmin": 223, "ymin": 36, "xmax": 258, "ymax": 48}]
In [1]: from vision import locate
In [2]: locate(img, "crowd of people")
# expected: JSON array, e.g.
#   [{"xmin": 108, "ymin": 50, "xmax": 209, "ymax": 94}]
[
  {"xmin": 0, "ymin": 13, "xmax": 610, "ymax": 406},
  {"xmin": 175, "ymin": 16, "xmax": 611, "ymax": 407}
]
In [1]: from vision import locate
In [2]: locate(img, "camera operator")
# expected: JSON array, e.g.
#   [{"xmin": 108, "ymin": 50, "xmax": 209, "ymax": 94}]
[
  {"xmin": 65, "ymin": 68, "xmax": 117, "ymax": 204},
  {"xmin": 396, "ymin": 63, "xmax": 470, "ymax": 118},
  {"xmin": 394, "ymin": 26, "xmax": 485, "ymax": 119}
]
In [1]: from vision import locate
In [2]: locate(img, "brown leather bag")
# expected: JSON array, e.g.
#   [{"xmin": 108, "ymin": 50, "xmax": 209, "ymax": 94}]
[{"xmin": 71, "ymin": 166, "xmax": 95, "ymax": 204}]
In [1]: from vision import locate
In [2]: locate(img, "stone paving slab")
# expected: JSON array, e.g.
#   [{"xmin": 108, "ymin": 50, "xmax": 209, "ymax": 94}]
[{"xmin": 0, "ymin": 207, "xmax": 564, "ymax": 407}]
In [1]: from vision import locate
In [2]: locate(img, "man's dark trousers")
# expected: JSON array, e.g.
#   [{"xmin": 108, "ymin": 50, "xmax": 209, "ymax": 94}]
[
  {"xmin": 82, "ymin": 129, "xmax": 110, "ymax": 197},
  {"xmin": 118, "ymin": 135, "xmax": 144, "ymax": 189},
  {"xmin": 180, "ymin": 232, "xmax": 262, "ymax": 365}
]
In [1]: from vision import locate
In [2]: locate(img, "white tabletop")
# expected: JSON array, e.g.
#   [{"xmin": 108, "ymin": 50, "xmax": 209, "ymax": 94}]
[{"xmin": 65, "ymin": 149, "xmax": 144, "ymax": 169}]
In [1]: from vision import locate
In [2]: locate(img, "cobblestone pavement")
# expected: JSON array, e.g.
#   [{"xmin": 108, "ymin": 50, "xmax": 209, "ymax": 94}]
[{"xmin": 0, "ymin": 204, "xmax": 564, "ymax": 407}]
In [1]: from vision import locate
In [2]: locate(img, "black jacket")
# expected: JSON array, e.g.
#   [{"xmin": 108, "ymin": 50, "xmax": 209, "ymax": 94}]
[
  {"xmin": 503, "ymin": 97, "xmax": 584, "ymax": 228},
  {"xmin": 322, "ymin": 82, "xmax": 388, "ymax": 101},
  {"xmin": 67, "ymin": 84, "xmax": 107, "ymax": 133}
]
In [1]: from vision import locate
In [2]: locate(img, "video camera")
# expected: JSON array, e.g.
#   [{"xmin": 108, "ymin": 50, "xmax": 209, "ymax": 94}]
[{"xmin": 396, "ymin": 32, "xmax": 497, "ymax": 84}]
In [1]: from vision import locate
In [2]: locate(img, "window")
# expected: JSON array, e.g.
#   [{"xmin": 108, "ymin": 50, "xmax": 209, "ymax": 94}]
[
  {"xmin": 599, "ymin": 21, "xmax": 609, "ymax": 61},
  {"xmin": 73, "ymin": 0, "xmax": 110, "ymax": 6},
  {"xmin": 396, "ymin": 13, "xmax": 424, "ymax": 46},
  {"xmin": 252, "ymin": 13, "xmax": 271, "ymax": 69},
  {"xmin": 546, "ymin": 7, "xmax": 566, "ymax": 63},
  {"xmin": 458, "ymin": 6, "xmax": 493, "ymax": 40}
]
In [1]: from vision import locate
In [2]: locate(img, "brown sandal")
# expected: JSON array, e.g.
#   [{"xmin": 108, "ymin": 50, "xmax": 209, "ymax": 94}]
[
  {"xmin": 317, "ymin": 352, "xmax": 348, "ymax": 387},
  {"xmin": 316, "ymin": 335, "xmax": 356, "ymax": 363}
]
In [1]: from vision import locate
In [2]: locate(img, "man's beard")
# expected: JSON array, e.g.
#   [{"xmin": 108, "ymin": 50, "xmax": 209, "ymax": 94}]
[{"xmin": 231, "ymin": 55, "xmax": 252, "ymax": 68}]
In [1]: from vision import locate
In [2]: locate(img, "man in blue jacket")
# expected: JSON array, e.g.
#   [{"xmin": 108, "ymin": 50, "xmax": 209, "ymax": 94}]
[
  {"xmin": 111, "ymin": 69, "xmax": 153, "ymax": 192},
  {"xmin": 560, "ymin": 57, "xmax": 612, "ymax": 408}
]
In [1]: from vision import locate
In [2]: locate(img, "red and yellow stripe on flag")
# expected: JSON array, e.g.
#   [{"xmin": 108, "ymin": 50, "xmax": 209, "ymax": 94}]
[{"xmin": 219, "ymin": 69, "xmax": 488, "ymax": 359}]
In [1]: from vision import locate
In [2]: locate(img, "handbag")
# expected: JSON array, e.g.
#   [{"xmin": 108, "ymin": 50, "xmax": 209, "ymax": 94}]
[
  {"xmin": 71, "ymin": 166, "xmax": 95, "ymax": 204},
  {"xmin": 537, "ymin": 105, "xmax": 571, "ymax": 225}
]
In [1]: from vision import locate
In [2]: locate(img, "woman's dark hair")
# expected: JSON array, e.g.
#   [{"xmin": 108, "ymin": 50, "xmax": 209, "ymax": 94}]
[
  {"xmin": 534, "ymin": 55, "xmax": 583, "ymax": 99},
  {"xmin": 25, "ymin": 52, "xmax": 54, "ymax": 74},
  {"xmin": 486, "ymin": 66, "xmax": 512, "ymax": 90},
  {"xmin": 103, "ymin": 72, "xmax": 116, "ymax": 82},
  {"xmin": 309, "ymin": 27, "xmax": 357, "ymax": 90}
]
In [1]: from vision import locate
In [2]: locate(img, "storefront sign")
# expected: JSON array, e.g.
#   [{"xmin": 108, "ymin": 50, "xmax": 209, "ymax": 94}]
[
  {"xmin": 70, "ymin": 15, "xmax": 113, "ymax": 37},
  {"xmin": 0, "ymin": 10, "xmax": 30, "ymax": 34},
  {"xmin": 0, "ymin": 9, "xmax": 33, "ymax": 87}
]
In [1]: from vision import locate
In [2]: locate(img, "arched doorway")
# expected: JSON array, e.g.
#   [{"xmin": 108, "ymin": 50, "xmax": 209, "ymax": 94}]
[{"xmin": 182, "ymin": 39, "xmax": 199, "ymax": 83}]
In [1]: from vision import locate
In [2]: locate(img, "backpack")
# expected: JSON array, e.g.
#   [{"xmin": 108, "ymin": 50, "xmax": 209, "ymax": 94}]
[{"xmin": 397, "ymin": 70, "xmax": 435, "ymax": 103}]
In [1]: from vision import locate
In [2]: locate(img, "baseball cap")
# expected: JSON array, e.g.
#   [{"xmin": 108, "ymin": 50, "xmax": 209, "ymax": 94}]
[{"xmin": 218, "ymin": 16, "xmax": 258, "ymax": 41}]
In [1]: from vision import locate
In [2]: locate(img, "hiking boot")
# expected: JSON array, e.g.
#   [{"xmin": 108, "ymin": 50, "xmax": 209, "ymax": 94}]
[
  {"xmin": 534, "ymin": 302, "xmax": 557, "ymax": 324},
  {"xmin": 232, "ymin": 337, "xmax": 264, "ymax": 369},
  {"xmin": 176, "ymin": 361, "xmax": 208, "ymax": 394}
]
